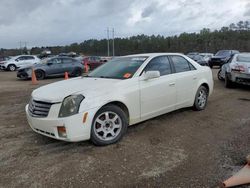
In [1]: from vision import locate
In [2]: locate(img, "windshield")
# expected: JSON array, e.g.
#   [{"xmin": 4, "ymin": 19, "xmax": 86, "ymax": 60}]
[
  {"xmin": 88, "ymin": 56, "xmax": 148, "ymax": 79},
  {"xmin": 236, "ymin": 54, "xmax": 250, "ymax": 63},
  {"xmin": 215, "ymin": 50, "xmax": 231, "ymax": 56}
]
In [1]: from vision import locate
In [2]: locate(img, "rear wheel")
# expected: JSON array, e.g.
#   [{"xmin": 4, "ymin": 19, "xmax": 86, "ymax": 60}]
[
  {"xmin": 91, "ymin": 105, "xmax": 128, "ymax": 146},
  {"xmin": 217, "ymin": 69, "xmax": 224, "ymax": 81},
  {"xmin": 73, "ymin": 69, "xmax": 82, "ymax": 77},
  {"xmin": 8, "ymin": 64, "xmax": 16, "ymax": 71},
  {"xmin": 35, "ymin": 70, "xmax": 45, "ymax": 80},
  {"xmin": 225, "ymin": 73, "xmax": 234, "ymax": 88},
  {"xmin": 193, "ymin": 86, "xmax": 208, "ymax": 111}
]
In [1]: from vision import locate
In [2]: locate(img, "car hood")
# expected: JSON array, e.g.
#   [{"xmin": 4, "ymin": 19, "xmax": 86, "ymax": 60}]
[{"xmin": 32, "ymin": 77, "xmax": 121, "ymax": 103}]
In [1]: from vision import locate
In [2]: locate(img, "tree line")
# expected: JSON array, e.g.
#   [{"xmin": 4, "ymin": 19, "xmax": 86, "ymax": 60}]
[{"xmin": 1, "ymin": 21, "xmax": 250, "ymax": 57}]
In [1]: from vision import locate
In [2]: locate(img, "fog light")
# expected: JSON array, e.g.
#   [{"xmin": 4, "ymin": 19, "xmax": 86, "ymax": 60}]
[{"xmin": 57, "ymin": 126, "xmax": 67, "ymax": 138}]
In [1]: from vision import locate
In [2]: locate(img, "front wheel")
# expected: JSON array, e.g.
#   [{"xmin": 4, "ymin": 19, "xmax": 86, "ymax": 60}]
[
  {"xmin": 35, "ymin": 70, "xmax": 45, "ymax": 80},
  {"xmin": 217, "ymin": 69, "xmax": 224, "ymax": 81},
  {"xmin": 8, "ymin": 64, "xmax": 16, "ymax": 71},
  {"xmin": 73, "ymin": 69, "xmax": 83, "ymax": 77},
  {"xmin": 225, "ymin": 73, "xmax": 234, "ymax": 88},
  {"xmin": 193, "ymin": 86, "xmax": 208, "ymax": 111},
  {"xmin": 91, "ymin": 105, "xmax": 128, "ymax": 146}
]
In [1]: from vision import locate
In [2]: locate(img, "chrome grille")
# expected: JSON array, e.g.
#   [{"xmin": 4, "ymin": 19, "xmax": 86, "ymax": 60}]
[{"xmin": 28, "ymin": 99, "xmax": 53, "ymax": 118}]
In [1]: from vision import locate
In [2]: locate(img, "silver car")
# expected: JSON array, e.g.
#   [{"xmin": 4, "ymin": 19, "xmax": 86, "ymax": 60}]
[{"xmin": 218, "ymin": 53, "xmax": 250, "ymax": 88}]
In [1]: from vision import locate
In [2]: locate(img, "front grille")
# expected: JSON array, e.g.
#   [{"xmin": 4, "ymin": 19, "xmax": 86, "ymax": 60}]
[
  {"xmin": 35, "ymin": 128, "xmax": 55, "ymax": 136},
  {"xmin": 28, "ymin": 99, "xmax": 53, "ymax": 118}
]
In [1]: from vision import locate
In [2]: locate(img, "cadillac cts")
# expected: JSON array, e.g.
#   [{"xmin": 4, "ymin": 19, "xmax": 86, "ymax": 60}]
[{"xmin": 26, "ymin": 53, "xmax": 213, "ymax": 146}]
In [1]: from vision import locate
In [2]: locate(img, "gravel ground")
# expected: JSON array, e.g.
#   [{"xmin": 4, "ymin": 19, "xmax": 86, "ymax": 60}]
[{"xmin": 0, "ymin": 70, "xmax": 250, "ymax": 188}]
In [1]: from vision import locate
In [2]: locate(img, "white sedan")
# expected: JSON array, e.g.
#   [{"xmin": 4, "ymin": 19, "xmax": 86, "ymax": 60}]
[{"xmin": 26, "ymin": 53, "xmax": 213, "ymax": 145}]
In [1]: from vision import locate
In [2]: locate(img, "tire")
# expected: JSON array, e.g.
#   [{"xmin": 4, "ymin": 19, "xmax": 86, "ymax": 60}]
[
  {"xmin": 193, "ymin": 86, "xmax": 208, "ymax": 111},
  {"xmin": 35, "ymin": 70, "xmax": 45, "ymax": 80},
  {"xmin": 73, "ymin": 69, "xmax": 83, "ymax": 77},
  {"xmin": 7, "ymin": 64, "xmax": 16, "ymax": 71},
  {"xmin": 91, "ymin": 105, "xmax": 128, "ymax": 146},
  {"xmin": 225, "ymin": 73, "xmax": 234, "ymax": 88},
  {"xmin": 217, "ymin": 69, "xmax": 224, "ymax": 81}
]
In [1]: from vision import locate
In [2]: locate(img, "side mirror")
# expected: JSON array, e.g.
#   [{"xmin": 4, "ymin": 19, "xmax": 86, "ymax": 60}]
[
  {"xmin": 15, "ymin": 59, "xmax": 19, "ymax": 62},
  {"xmin": 143, "ymin": 71, "xmax": 160, "ymax": 80}
]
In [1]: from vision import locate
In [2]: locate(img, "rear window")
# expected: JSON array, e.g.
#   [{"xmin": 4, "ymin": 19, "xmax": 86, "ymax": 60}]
[{"xmin": 237, "ymin": 55, "xmax": 250, "ymax": 63}]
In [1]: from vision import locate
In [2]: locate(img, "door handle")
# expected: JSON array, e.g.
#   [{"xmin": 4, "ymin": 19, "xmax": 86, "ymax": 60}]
[
  {"xmin": 193, "ymin": 77, "xmax": 197, "ymax": 80},
  {"xmin": 169, "ymin": 83, "xmax": 175, "ymax": 86}
]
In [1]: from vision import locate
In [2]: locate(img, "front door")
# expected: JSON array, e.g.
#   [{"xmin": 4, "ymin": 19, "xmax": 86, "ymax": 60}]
[{"xmin": 139, "ymin": 56, "xmax": 176, "ymax": 120}]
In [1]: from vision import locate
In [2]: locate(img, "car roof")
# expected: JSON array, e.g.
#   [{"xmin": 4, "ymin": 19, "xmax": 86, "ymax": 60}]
[{"xmin": 124, "ymin": 53, "xmax": 185, "ymax": 58}]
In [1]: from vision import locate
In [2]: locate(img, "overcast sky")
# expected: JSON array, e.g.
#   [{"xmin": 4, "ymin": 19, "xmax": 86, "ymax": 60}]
[{"xmin": 0, "ymin": 0, "xmax": 249, "ymax": 49}]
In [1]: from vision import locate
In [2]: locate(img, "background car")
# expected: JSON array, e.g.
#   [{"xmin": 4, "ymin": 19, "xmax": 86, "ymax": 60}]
[
  {"xmin": 209, "ymin": 50, "xmax": 239, "ymax": 68},
  {"xmin": 0, "ymin": 55, "xmax": 40, "ymax": 71},
  {"xmin": 82, "ymin": 56, "xmax": 106, "ymax": 70},
  {"xmin": 187, "ymin": 52, "xmax": 199, "ymax": 58},
  {"xmin": 199, "ymin": 53, "xmax": 214, "ymax": 63},
  {"xmin": 17, "ymin": 57, "xmax": 84, "ymax": 80},
  {"xmin": 218, "ymin": 53, "xmax": 250, "ymax": 88},
  {"xmin": 188, "ymin": 54, "xmax": 208, "ymax": 66},
  {"xmin": 0, "ymin": 56, "xmax": 11, "ymax": 68}
]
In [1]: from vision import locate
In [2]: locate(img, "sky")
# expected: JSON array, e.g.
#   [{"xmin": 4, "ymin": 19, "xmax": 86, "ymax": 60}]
[{"xmin": 0, "ymin": 0, "xmax": 249, "ymax": 49}]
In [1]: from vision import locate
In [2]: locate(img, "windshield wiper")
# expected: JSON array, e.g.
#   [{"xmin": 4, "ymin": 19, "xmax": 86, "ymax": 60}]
[
  {"xmin": 83, "ymin": 75, "xmax": 92, "ymax": 77},
  {"xmin": 99, "ymin": 76, "xmax": 120, "ymax": 79}
]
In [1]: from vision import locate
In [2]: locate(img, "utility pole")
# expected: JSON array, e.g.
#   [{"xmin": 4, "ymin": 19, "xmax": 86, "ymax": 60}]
[
  {"xmin": 112, "ymin": 28, "xmax": 115, "ymax": 57},
  {"xmin": 107, "ymin": 27, "xmax": 110, "ymax": 57},
  {"xmin": 19, "ymin": 41, "xmax": 22, "ymax": 54}
]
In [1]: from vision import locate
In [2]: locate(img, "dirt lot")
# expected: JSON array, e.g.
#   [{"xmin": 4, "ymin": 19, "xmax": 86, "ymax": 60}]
[{"xmin": 0, "ymin": 70, "xmax": 250, "ymax": 188}]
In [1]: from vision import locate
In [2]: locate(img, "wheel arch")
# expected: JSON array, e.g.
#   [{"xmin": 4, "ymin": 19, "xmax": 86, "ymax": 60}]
[
  {"xmin": 200, "ymin": 82, "xmax": 209, "ymax": 94},
  {"xmin": 95, "ymin": 100, "xmax": 130, "ymax": 123},
  {"xmin": 35, "ymin": 69, "xmax": 46, "ymax": 76}
]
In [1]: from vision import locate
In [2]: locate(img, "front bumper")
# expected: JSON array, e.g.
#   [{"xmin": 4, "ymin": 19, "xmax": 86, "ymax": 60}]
[
  {"xmin": 25, "ymin": 104, "xmax": 97, "ymax": 142},
  {"xmin": 0, "ymin": 65, "xmax": 7, "ymax": 70},
  {"xmin": 17, "ymin": 71, "xmax": 30, "ymax": 79}
]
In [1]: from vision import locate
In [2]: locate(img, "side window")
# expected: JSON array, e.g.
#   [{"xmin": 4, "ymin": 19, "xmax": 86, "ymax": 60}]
[
  {"xmin": 171, "ymin": 56, "xmax": 194, "ymax": 73},
  {"xmin": 63, "ymin": 58, "xmax": 73, "ymax": 64},
  {"xmin": 49, "ymin": 58, "xmax": 62, "ymax": 64},
  {"xmin": 17, "ymin": 56, "xmax": 25, "ymax": 61},
  {"xmin": 144, "ymin": 56, "xmax": 172, "ymax": 76},
  {"xmin": 26, "ymin": 56, "xmax": 35, "ymax": 60}
]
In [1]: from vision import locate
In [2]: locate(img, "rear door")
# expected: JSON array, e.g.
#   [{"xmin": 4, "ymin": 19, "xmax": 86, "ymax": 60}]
[
  {"xmin": 46, "ymin": 58, "xmax": 63, "ymax": 76},
  {"xmin": 15, "ymin": 56, "xmax": 27, "ymax": 68},
  {"xmin": 139, "ymin": 56, "xmax": 176, "ymax": 120},
  {"xmin": 62, "ymin": 58, "xmax": 75, "ymax": 73},
  {"xmin": 169, "ymin": 55, "xmax": 199, "ymax": 109}
]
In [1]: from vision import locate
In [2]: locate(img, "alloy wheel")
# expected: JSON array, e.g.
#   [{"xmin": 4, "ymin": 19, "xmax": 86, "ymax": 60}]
[{"xmin": 93, "ymin": 111, "xmax": 122, "ymax": 141}]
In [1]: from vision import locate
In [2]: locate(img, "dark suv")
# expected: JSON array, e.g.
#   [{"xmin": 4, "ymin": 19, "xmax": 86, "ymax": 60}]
[{"xmin": 209, "ymin": 50, "xmax": 239, "ymax": 68}]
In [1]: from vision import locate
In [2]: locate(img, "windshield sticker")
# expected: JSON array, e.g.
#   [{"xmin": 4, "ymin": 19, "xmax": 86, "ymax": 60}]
[{"xmin": 123, "ymin": 73, "xmax": 132, "ymax": 78}]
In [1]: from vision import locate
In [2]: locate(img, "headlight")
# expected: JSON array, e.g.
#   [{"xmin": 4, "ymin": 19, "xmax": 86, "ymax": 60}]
[
  {"xmin": 59, "ymin": 95, "xmax": 84, "ymax": 117},
  {"xmin": 222, "ymin": 57, "xmax": 229, "ymax": 62}
]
